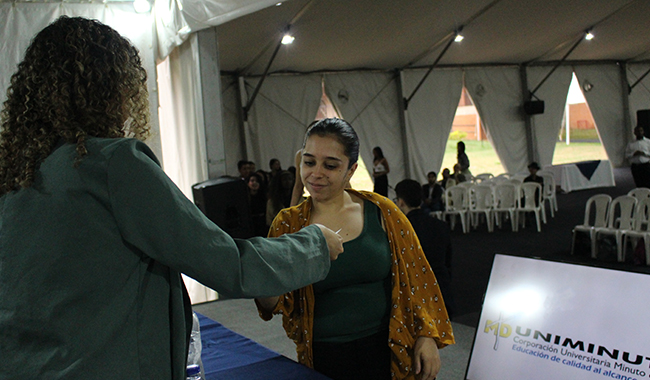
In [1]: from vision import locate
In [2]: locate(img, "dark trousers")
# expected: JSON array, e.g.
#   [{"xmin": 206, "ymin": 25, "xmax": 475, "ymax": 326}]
[
  {"xmin": 631, "ymin": 163, "xmax": 650, "ymax": 188},
  {"xmin": 313, "ymin": 330, "xmax": 391, "ymax": 380}
]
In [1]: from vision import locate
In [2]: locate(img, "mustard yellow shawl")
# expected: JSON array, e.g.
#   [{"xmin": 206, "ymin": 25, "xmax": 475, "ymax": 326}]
[{"xmin": 258, "ymin": 189, "xmax": 454, "ymax": 379}]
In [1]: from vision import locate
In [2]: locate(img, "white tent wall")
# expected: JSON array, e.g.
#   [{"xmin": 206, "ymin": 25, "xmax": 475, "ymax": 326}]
[
  {"xmin": 243, "ymin": 74, "xmax": 322, "ymax": 173},
  {"xmin": 324, "ymin": 72, "xmax": 404, "ymax": 197},
  {"xmin": 221, "ymin": 75, "xmax": 246, "ymax": 176},
  {"xmin": 526, "ymin": 65, "xmax": 573, "ymax": 167},
  {"xmin": 464, "ymin": 66, "xmax": 529, "ymax": 174},
  {"xmin": 0, "ymin": 3, "xmax": 161, "ymax": 158},
  {"xmin": 402, "ymin": 68, "xmax": 464, "ymax": 183},
  {"xmin": 573, "ymin": 64, "xmax": 629, "ymax": 167},
  {"xmin": 156, "ymin": 34, "xmax": 208, "ymax": 200},
  {"xmin": 628, "ymin": 63, "xmax": 650, "ymax": 128}
]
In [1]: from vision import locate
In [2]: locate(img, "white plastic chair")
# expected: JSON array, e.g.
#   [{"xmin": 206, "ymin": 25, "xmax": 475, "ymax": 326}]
[
  {"xmin": 473, "ymin": 173, "xmax": 494, "ymax": 184},
  {"xmin": 517, "ymin": 182, "xmax": 545, "ymax": 232},
  {"xmin": 570, "ymin": 194, "xmax": 612, "ymax": 257},
  {"xmin": 594, "ymin": 195, "xmax": 637, "ymax": 262},
  {"xmin": 628, "ymin": 187, "xmax": 650, "ymax": 202},
  {"xmin": 469, "ymin": 185, "xmax": 494, "ymax": 232},
  {"xmin": 539, "ymin": 172, "xmax": 558, "ymax": 218},
  {"xmin": 443, "ymin": 185, "xmax": 469, "ymax": 233},
  {"xmin": 492, "ymin": 183, "xmax": 519, "ymax": 232},
  {"xmin": 621, "ymin": 197, "xmax": 650, "ymax": 264}
]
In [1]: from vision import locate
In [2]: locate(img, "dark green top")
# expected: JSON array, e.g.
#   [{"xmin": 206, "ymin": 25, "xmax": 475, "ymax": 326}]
[
  {"xmin": 312, "ymin": 200, "xmax": 392, "ymax": 343},
  {"xmin": 0, "ymin": 137, "xmax": 330, "ymax": 379}
]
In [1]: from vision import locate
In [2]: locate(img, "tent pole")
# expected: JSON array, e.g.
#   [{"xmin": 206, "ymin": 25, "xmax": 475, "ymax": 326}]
[
  {"xmin": 236, "ymin": 76, "xmax": 249, "ymax": 160},
  {"xmin": 242, "ymin": 36, "xmax": 284, "ymax": 121},
  {"xmin": 629, "ymin": 66, "xmax": 650, "ymax": 94},
  {"xmin": 395, "ymin": 69, "xmax": 411, "ymax": 179},
  {"xmin": 620, "ymin": 62, "xmax": 632, "ymax": 137},
  {"xmin": 520, "ymin": 65, "xmax": 536, "ymax": 165},
  {"xmin": 404, "ymin": 36, "xmax": 455, "ymax": 109}
]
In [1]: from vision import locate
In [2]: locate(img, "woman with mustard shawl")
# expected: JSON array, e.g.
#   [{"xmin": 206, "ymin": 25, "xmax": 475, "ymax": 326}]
[{"xmin": 257, "ymin": 118, "xmax": 454, "ymax": 380}]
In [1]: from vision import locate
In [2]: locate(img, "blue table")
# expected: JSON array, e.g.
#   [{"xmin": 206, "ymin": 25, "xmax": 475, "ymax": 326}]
[{"xmin": 197, "ymin": 313, "xmax": 330, "ymax": 379}]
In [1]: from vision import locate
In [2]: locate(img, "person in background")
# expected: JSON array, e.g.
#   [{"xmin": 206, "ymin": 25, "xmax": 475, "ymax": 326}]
[
  {"xmin": 422, "ymin": 171, "xmax": 444, "ymax": 212},
  {"xmin": 456, "ymin": 141, "xmax": 472, "ymax": 179},
  {"xmin": 255, "ymin": 168, "xmax": 270, "ymax": 190},
  {"xmin": 266, "ymin": 170, "xmax": 295, "ymax": 226},
  {"xmin": 0, "ymin": 16, "xmax": 344, "ymax": 380},
  {"xmin": 451, "ymin": 163, "xmax": 467, "ymax": 183},
  {"xmin": 439, "ymin": 168, "xmax": 452, "ymax": 189},
  {"xmin": 256, "ymin": 118, "xmax": 453, "ymax": 380},
  {"xmin": 394, "ymin": 179, "xmax": 455, "ymax": 319},
  {"xmin": 626, "ymin": 125, "xmax": 650, "ymax": 188},
  {"xmin": 372, "ymin": 146, "xmax": 390, "ymax": 197},
  {"xmin": 269, "ymin": 158, "xmax": 282, "ymax": 179},
  {"xmin": 247, "ymin": 172, "xmax": 268, "ymax": 236},
  {"xmin": 523, "ymin": 162, "xmax": 544, "ymax": 186},
  {"xmin": 237, "ymin": 159, "xmax": 253, "ymax": 180}
]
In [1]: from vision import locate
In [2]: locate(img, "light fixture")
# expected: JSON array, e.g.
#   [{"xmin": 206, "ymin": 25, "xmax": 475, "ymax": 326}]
[
  {"xmin": 281, "ymin": 34, "xmax": 295, "ymax": 45},
  {"xmin": 133, "ymin": 0, "xmax": 151, "ymax": 13},
  {"xmin": 585, "ymin": 30, "xmax": 594, "ymax": 40},
  {"xmin": 454, "ymin": 33, "xmax": 464, "ymax": 42},
  {"xmin": 276, "ymin": 2, "xmax": 282, "ymax": 5}
]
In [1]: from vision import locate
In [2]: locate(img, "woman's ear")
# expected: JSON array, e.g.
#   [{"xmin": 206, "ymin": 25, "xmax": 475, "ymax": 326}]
[{"xmin": 346, "ymin": 162, "xmax": 358, "ymax": 181}]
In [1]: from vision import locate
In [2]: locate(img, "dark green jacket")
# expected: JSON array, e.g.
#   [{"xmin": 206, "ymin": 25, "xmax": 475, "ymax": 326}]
[{"xmin": 0, "ymin": 137, "xmax": 329, "ymax": 379}]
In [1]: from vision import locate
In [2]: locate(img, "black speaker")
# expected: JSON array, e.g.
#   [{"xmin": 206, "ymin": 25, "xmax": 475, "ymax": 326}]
[
  {"xmin": 192, "ymin": 177, "xmax": 253, "ymax": 239},
  {"xmin": 637, "ymin": 109, "xmax": 650, "ymax": 128},
  {"xmin": 523, "ymin": 100, "xmax": 545, "ymax": 115}
]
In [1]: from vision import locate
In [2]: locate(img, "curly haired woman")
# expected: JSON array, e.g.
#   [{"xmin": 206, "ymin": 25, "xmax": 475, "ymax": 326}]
[{"xmin": 0, "ymin": 16, "xmax": 344, "ymax": 379}]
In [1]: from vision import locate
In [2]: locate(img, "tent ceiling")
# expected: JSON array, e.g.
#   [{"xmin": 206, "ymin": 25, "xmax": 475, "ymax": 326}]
[{"xmin": 215, "ymin": 0, "xmax": 650, "ymax": 76}]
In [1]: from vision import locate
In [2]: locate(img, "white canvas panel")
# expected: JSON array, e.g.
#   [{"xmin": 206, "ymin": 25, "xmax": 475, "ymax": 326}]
[
  {"xmin": 465, "ymin": 67, "xmax": 528, "ymax": 174},
  {"xmin": 324, "ymin": 72, "xmax": 403, "ymax": 198},
  {"xmin": 526, "ymin": 66, "xmax": 573, "ymax": 167},
  {"xmin": 244, "ymin": 74, "xmax": 322, "ymax": 173},
  {"xmin": 573, "ymin": 64, "xmax": 627, "ymax": 167},
  {"xmin": 402, "ymin": 68, "xmax": 464, "ymax": 183}
]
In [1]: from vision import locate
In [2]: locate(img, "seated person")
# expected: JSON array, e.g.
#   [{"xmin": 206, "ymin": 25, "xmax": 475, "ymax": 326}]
[
  {"xmin": 523, "ymin": 162, "xmax": 544, "ymax": 206},
  {"xmin": 394, "ymin": 179, "xmax": 455, "ymax": 318},
  {"xmin": 451, "ymin": 164, "xmax": 467, "ymax": 183},
  {"xmin": 422, "ymin": 171, "xmax": 444, "ymax": 212},
  {"xmin": 524, "ymin": 162, "xmax": 544, "ymax": 185}
]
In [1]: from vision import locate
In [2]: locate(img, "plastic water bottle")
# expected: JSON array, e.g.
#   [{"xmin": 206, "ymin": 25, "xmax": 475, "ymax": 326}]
[
  {"xmin": 186, "ymin": 364, "xmax": 201, "ymax": 380},
  {"xmin": 187, "ymin": 312, "xmax": 205, "ymax": 380}
]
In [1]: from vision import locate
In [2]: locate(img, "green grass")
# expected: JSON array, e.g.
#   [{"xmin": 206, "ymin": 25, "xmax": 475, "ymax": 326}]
[
  {"xmin": 440, "ymin": 139, "xmax": 608, "ymax": 177},
  {"xmin": 348, "ymin": 138, "xmax": 608, "ymax": 189}
]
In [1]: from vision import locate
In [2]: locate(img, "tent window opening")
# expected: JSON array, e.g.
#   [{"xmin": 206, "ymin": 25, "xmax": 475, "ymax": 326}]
[
  {"xmin": 554, "ymin": 73, "xmax": 608, "ymax": 165},
  {"xmin": 440, "ymin": 87, "xmax": 505, "ymax": 177}
]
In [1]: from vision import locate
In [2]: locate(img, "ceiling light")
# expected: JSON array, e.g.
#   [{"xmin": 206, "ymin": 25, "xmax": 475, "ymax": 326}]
[
  {"xmin": 281, "ymin": 34, "xmax": 295, "ymax": 45},
  {"xmin": 454, "ymin": 34, "xmax": 464, "ymax": 43},
  {"xmin": 585, "ymin": 31, "xmax": 594, "ymax": 40},
  {"xmin": 276, "ymin": 2, "xmax": 282, "ymax": 5},
  {"xmin": 133, "ymin": 0, "xmax": 150, "ymax": 13}
]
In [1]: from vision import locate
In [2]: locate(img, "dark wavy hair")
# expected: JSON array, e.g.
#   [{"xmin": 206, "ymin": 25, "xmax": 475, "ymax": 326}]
[
  {"xmin": 0, "ymin": 16, "xmax": 150, "ymax": 195},
  {"xmin": 303, "ymin": 118, "xmax": 359, "ymax": 169}
]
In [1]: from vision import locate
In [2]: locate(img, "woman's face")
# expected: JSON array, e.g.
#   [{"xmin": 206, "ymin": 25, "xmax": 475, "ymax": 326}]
[
  {"xmin": 248, "ymin": 176, "xmax": 260, "ymax": 191},
  {"xmin": 301, "ymin": 135, "xmax": 357, "ymax": 202}
]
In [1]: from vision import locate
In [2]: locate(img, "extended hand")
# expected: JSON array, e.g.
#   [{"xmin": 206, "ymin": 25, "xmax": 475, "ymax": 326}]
[
  {"xmin": 413, "ymin": 337, "xmax": 440, "ymax": 380},
  {"xmin": 314, "ymin": 224, "xmax": 344, "ymax": 260}
]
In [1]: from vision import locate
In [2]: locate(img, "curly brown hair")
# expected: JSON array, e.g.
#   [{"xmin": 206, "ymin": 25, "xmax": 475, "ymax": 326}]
[{"xmin": 0, "ymin": 16, "xmax": 150, "ymax": 195}]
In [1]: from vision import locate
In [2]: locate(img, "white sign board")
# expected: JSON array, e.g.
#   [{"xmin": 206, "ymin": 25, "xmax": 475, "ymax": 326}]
[{"xmin": 466, "ymin": 254, "xmax": 650, "ymax": 380}]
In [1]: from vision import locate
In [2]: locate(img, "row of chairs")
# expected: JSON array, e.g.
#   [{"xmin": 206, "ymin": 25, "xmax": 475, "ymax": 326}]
[
  {"xmin": 570, "ymin": 188, "xmax": 650, "ymax": 264},
  {"xmin": 438, "ymin": 180, "xmax": 552, "ymax": 233},
  {"xmin": 454, "ymin": 171, "xmax": 558, "ymax": 218}
]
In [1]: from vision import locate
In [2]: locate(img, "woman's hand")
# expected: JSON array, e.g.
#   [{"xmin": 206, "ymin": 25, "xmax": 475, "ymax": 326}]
[
  {"xmin": 413, "ymin": 337, "xmax": 440, "ymax": 380},
  {"xmin": 314, "ymin": 224, "xmax": 344, "ymax": 260}
]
